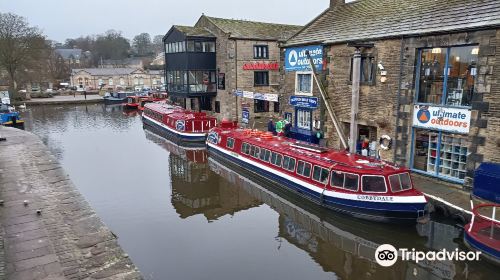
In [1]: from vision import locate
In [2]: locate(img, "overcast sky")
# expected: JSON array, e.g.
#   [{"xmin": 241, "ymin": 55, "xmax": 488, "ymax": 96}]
[{"xmin": 0, "ymin": 0, "xmax": 328, "ymax": 43}]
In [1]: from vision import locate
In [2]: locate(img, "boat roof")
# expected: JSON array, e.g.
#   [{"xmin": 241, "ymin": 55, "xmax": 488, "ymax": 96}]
[
  {"xmin": 168, "ymin": 111, "xmax": 216, "ymax": 121},
  {"xmin": 217, "ymin": 128, "xmax": 406, "ymax": 176},
  {"xmin": 144, "ymin": 102, "xmax": 183, "ymax": 114}
]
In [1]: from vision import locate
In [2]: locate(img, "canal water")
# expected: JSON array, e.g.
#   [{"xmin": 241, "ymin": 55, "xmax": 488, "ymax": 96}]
[{"xmin": 21, "ymin": 104, "xmax": 497, "ymax": 280}]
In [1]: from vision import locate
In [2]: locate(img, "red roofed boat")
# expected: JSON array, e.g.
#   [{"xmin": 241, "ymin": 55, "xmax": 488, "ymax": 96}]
[
  {"xmin": 142, "ymin": 102, "xmax": 217, "ymax": 142},
  {"xmin": 206, "ymin": 122, "xmax": 428, "ymax": 223}
]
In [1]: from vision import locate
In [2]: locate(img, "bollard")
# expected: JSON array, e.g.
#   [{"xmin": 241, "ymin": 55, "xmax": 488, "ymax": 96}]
[
  {"xmin": 36, "ymin": 209, "xmax": 42, "ymax": 215},
  {"xmin": 23, "ymin": 200, "xmax": 29, "ymax": 206},
  {"xmin": 0, "ymin": 200, "xmax": 4, "ymax": 206}
]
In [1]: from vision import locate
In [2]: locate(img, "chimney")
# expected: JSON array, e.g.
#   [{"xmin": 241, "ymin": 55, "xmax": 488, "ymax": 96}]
[{"xmin": 330, "ymin": 0, "xmax": 345, "ymax": 8}]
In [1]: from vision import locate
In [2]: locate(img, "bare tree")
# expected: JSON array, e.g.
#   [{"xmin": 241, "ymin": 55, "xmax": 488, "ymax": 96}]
[
  {"xmin": 152, "ymin": 34, "xmax": 164, "ymax": 54},
  {"xmin": 133, "ymin": 33, "xmax": 152, "ymax": 56},
  {"xmin": 0, "ymin": 12, "xmax": 47, "ymax": 99}
]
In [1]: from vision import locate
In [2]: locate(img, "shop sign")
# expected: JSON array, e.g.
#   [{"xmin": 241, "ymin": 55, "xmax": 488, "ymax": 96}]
[
  {"xmin": 242, "ymin": 108, "xmax": 249, "ymax": 124},
  {"xmin": 242, "ymin": 62, "xmax": 279, "ymax": 71},
  {"xmin": 289, "ymin": 96, "xmax": 318, "ymax": 108},
  {"xmin": 0, "ymin": 91, "xmax": 10, "ymax": 105},
  {"xmin": 234, "ymin": 89, "xmax": 278, "ymax": 102},
  {"xmin": 412, "ymin": 105, "xmax": 471, "ymax": 134},
  {"xmin": 284, "ymin": 45, "xmax": 323, "ymax": 72},
  {"xmin": 217, "ymin": 73, "xmax": 225, "ymax": 90}
]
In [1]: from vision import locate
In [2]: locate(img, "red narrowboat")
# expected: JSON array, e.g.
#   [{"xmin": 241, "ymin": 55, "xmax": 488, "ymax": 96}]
[
  {"xmin": 206, "ymin": 123, "xmax": 428, "ymax": 223},
  {"xmin": 142, "ymin": 102, "xmax": 217, "ymax": 142}
]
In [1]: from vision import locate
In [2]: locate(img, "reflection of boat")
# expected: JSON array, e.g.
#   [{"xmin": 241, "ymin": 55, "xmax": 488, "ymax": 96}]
[
  {"xmin": 103, "ymin": 91, "xmax": 135, "ymax": 105},
  {"xmin": 208, "ymin": 157, "xmax": 470, "ymax": 280},
  {"xmin": 464, "ymin": 163, "xmax": 500, "ymax": 265},
  {"xmin": 144, "ymin": 130, "xmax": 261, "ymax": 221},
  {"xmin": 142, "ymin": 102, "xmax": 217, "ymax": 142},
  {"xmin": 0, "ymin": 104, "xmax": 24, "ymax": 129},
  {"xmin": 207, "ymin": 124, "xmax": 428, "ymax": 223}
]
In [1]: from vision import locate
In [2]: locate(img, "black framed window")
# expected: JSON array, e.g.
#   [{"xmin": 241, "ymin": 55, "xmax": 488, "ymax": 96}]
[
  {"xmin": 254, "ymin": 99, "xmax": 269, "ymax": 113},
  {"xmin": 254, "ymin": 45, "xmax": 268, "ymax": 59},
  {"xmin": 214, "ymin": 101, "xmax": 220, "ymax": 113},
  {"xmin": 273, "ymin": 101, "xmax": 279, "ymax": 113},
  {"xmin": 254, "ymin": 71, "xmax": 269, "ymax": 86},
  {"xmin": 350, "ymin": 56, "xmax": 375, "ymax": 85}
]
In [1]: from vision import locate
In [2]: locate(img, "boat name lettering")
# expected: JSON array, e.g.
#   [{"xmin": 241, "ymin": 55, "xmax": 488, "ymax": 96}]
[{"xmin": 357, "ymin": 195, "xmax": 394, "ymax": 202}]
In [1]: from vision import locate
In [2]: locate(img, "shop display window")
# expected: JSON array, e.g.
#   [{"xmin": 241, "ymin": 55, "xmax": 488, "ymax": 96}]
[
  {"xmin": 412, "ymin": 129, "xmax": 468, "ymax": 181},
  {"xmin": 416, "ymin": 45, "xmax": 478, "ymax": 107}
]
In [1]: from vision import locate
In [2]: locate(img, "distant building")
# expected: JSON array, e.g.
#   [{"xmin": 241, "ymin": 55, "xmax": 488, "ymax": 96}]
[
  {"xmin": 163, "ymin": 14, "xmax": 301, "ymax": 124},
  {"xmin": 150, "ymin": 52, "xmax": 165, "ymax": 67},
  {"xmin": 70, "ymin": 68, "xmax": 163, "ymax": 90},
  {"xmin": 54, "ymin": 48, "xmax": 91, "ymax": 68}
]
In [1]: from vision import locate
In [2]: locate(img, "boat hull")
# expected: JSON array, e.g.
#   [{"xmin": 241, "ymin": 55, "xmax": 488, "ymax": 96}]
[
  {"xmin": 142, "ymin": 115, "xmax": 206, "ymax": 143},
  {"xmin": 464, "ymin": 230, "xmax": 500, "ymax": 265},
  {"xmin": 103, "ymin": 97, "xmax": 127, "ymax": 105},
  {"xmin": 207, "ymin": 143, "xmax": 427, "ymax": 224}
]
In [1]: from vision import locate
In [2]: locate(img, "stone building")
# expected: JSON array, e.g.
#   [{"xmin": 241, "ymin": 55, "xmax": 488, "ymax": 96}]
[
  {"xmin": 70, "ymin": 68, "xmax": 164, "ymax": 90},
  {"xmin": 281, "ymin": 0, "xmax": 500, "ymax": 186},
  {"xmin": 163, "ymin": 15, "xmax": 301, "ymax": 125}
]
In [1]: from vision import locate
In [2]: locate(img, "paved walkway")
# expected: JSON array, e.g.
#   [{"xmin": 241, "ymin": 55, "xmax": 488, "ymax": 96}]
[
  {"xmin": 19, "ymin": 95, "xmax": 103, "ymax": 106},
  {"xmin": 0, "ymin": 127, "xmax": 141, "ymax": 280},
  {"xmin": 413, "ymin": 174, "xmax": 474, "ymax": 222}
]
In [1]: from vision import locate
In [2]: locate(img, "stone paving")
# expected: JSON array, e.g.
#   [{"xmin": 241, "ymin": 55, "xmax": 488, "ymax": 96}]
[{"xmin": 0, "ymin": 126, "xmax": 141, "ymax": 280}]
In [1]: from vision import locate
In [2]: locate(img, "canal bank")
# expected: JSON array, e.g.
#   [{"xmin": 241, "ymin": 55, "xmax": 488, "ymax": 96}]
[
  {"xmin": 0, "ymin": 126, "xmax": 141, "ymax": 279},
  {"xmin": 15, "ymin": 95, "xmax": 103, "ymax": 106}
]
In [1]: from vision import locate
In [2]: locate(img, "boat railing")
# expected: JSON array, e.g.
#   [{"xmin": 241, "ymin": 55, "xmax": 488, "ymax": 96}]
[{"xmin": 468, "ymin": 204, "xmax": 500, "ymax": 241}]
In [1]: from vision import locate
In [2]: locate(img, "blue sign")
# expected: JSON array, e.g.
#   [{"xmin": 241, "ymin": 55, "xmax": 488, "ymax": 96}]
[
  {"xmin": 242, "ymin": 109, "xmax": 249, "ymax": 124},
  {"xmin": 284, "ymin": 45, "xmax": 323, "ymax": 72},
  {"xmin": 175, "ymin": 120, "xmax": 185, "ymax": 131},
  {"xmin": 289, "ymin": 96, "xmax": 319, "ymax": 108}
]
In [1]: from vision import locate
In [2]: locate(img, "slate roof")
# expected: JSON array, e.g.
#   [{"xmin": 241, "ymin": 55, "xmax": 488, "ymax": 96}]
[
  {"xmin": 203, "ymin": 16, "xmax": 302, "ymax": 41},
  {"xmin": 55, "ymin": 48, "xmax": 83, "ymax": 59},
  {"xmin": 286, "ymin": 0, "xmax": 500, "ymax": 46},
  {"xmin": 71, "ymin": 68, "xmax": 142, "ymax": 76},
  {"xmin": 173, "ymin": 25, "xmax": 215, "ymax": 37}
]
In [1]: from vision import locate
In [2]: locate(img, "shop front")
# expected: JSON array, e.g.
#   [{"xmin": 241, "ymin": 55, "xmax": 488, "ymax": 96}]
[{"xmin": 410, "ymin": 45, "xmax": 477, "ymax": 183}]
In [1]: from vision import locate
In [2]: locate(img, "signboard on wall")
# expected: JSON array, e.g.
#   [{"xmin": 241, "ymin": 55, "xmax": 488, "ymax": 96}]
[
  {"xmin": 217, "ymin": 73, "xmax": 225, "ymax": 90},
  {"xmin": 242, "ymin": 62, "xmax": 279, "ymax": 71},
  {"xmin": 412, "ymin": 105, "xmax": 471, "ymax": 134},
  {"xmin": 289, "ymin": 96, "xmax": 318, "ymax": 109},
  {"xmin": 284, "ymin": 45, "xmax": 323, "ymax": 72},
  {"xmin": 233, "ymin": 89, "xmax": 278, "ymax": 102},
  {"xmin": 242, "ymin": 108, "xmax": 249, "ymax": 124}
]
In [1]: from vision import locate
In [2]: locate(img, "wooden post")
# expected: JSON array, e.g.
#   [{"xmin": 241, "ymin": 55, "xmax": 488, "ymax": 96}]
[{"xmin": 350, "ymin": 48, "xmax": 361, "ymax": 154}]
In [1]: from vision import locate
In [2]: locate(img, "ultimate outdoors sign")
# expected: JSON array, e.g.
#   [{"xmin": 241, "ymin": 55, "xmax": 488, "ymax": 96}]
[
  {"xmin": 412, "ymin": 105, "xmax": 471, "ymax": 134},
  {"xmin": 284, "ymin": 45, "xmax": 323, "ymax": 72}
]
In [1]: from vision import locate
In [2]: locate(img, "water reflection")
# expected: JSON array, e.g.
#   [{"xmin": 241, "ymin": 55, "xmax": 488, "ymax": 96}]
[
  {"xmin": 21, "ymin": 104, "xmax": 498, "ymax": 280},
  {"xmin": 207, "ymin": 157, "xmax": 496, "ymax": 280}
]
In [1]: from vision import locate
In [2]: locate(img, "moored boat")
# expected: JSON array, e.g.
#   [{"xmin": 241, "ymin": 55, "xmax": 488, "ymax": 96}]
[
  {"xmin": 464, "ymin": 163, "xmax": 500, "ymax": 265},
  {"xmin": 206, "ymin": 122, "xmax": 428, "ymax": 223},
  {"xmin": 0, "ymin": 104, "xmax": 24, "ymax": 129},
  {"xmin": 124, "ymin": 95, "xmax": 149, "ymax": 110},
  {"xmin": 142, "ymin": 102, "xmax": 217, "ymax": 142},
  {"xmin": 103, "ymin": 91, "xmax": 135, "ymax": 105}
]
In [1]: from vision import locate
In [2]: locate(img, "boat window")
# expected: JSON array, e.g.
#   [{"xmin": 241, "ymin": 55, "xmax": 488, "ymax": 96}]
[
  {"xmin": 312, "ymin": 166, "xmax": 329, "ymax": 184},
  {"xmin": 264, "ymin": 150, "xmax": 271, "ymax": 162},
  {"xmin": 241, "ymin": 143, "xmax": 250, "ymax": 154},
  {"xmin": 226, "ymin": 138, "xmax": 235, "ymax": 149},
  {"xmin": 344, "ymin": 174, "xmax": 359, "ymax": 191},
  {"xmin": 297, "ymin": 160, "xmax": 312, "ymax": 178},
  {"xmin": 389, "ymin": 173, "xmax": 412, "ymax": 192},
  {"xmin": 249, "ymin": 145, "xmax": 255, "ymax": 156},
  {"xmin": 330, "ymin": 171, "xmax": 359, "ymax": 191},
  {"xmin": 282, "ymin": 156, "xmax": 296, "ymax": 171},
  {"xmin": 362, "ymin": 176, "xmax": 387, "ymax": 193},
  {"xmin": 253, "ymin": 147, "xmax": 260, "ymax": 158},
  {"xmin": 259, "ymin": 149, "xmax": 267, "ymax": 161},
  {"xmin": 270, "ymin": 152, "xmax": 283, "ymax": 167}
]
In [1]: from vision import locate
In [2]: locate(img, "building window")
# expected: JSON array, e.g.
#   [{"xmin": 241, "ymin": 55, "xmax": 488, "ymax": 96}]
[
  {"xmin": 215, "ymin": 101, "xmax": 220, "ymax": 113},
  {"xmin": 350, "ymin": 56, "xmax": 375, "ymax": 85},
  {"xmin": 78, "ymin": 78, "xmax": 83, "ymax": 85},
  {"xmin": 187, "ymin": 71, "xmax": 216, "ymax": 93},
  {"xmin": 295, "ymin": 72, "xmax": 313, "ymax": 95},
  {"xmin": 412, "ymin": 129, "xmax": 468, "ymax": 181},
  {"xmin": 98, "ymin": 78, "xmax": 103, "ymax": 85},
  {"xmin": 296, "ymin": 109, "xmax": 311, "ymax": 130},
  {"xmin": 416, "ymin": 45, "xmax": 478, "ymax": 107},
  {"xmin": 119, "ymin": 77, "xmax": 125, "ymax": 85},
  {"xmin": 254, "ymin": 45, "xmax": 268, "ymax": 59},
  {"xmin": 139, "ymin": 77, "xmax": 144, "ymax": 85},
  {"xmin": 254, "ymin": 71, "xmax": 269, "ymax": 86},
  {"xmin": 254, "ymin": 99, "xmax": 269, "ymax": 113},
  {"xmin": 108, "ymin": 78, "xmax": 113, "ymax": 86},
  {"xmin": 273, "ymin": 101, "xmax": 279, "ymax": 113}
]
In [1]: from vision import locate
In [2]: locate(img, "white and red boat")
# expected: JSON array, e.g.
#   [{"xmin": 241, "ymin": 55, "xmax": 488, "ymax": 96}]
[
  {"xmin": 206, "ymin": 122, "xmax": 428, "ymax": 223},
  {"xmin": 142, "ymin": 102, "xmax": 217, "ymax": 142}
]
